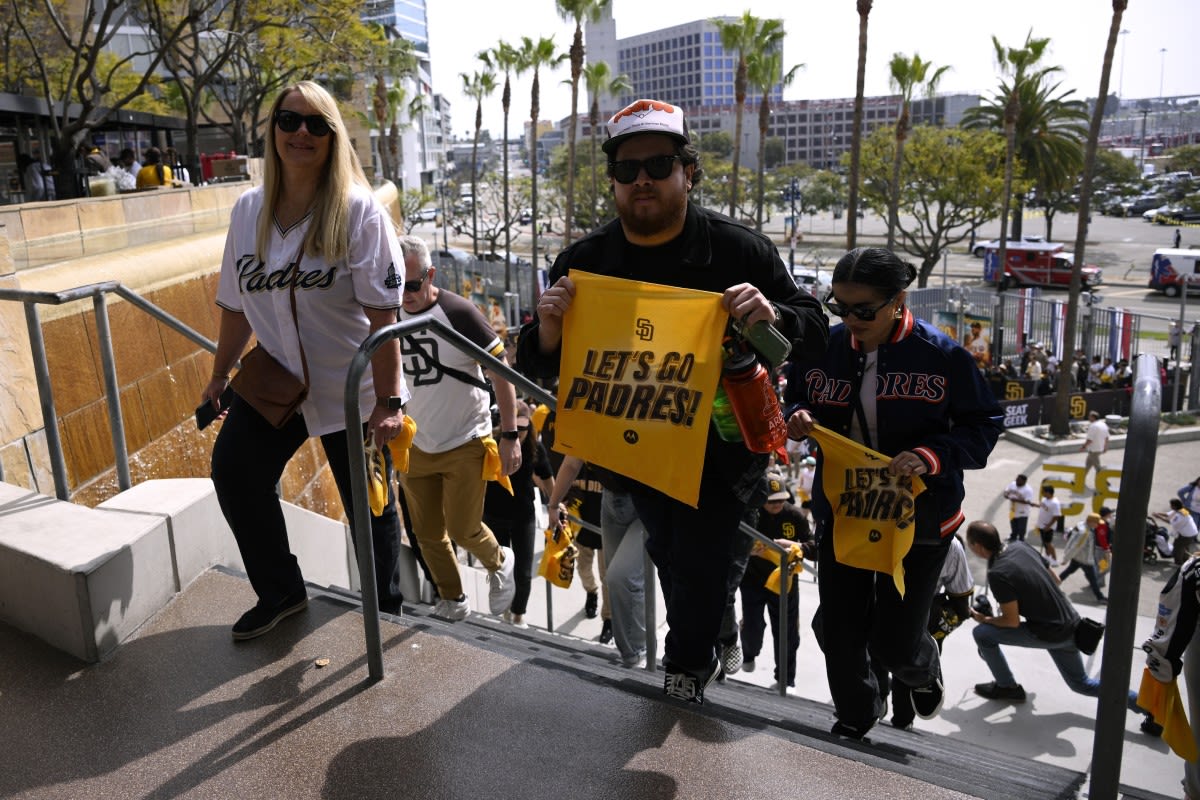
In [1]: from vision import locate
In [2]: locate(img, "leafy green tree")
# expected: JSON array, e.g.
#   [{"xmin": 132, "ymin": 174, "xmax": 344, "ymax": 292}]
[
  {"xmin": 698, "ymin": 131, "xmax": 733, "ymax": 160},
  {"xmin": 746, "ymin": 48, "xmax": 802, "ymax": 230},
  {"xmin": 1164, "ymin": 144, "xmax": 1200, "ymax": 176},
  {"xmin": 462, "ymin": 68, "xmax": 497, "ymax": 255},
  {"xmin": 764, "ymin": 138, "xmax": 786, "ymax": 169},
  {"xmin": 12, "ymin": 0, "xmax": 198, "ymax": 198},
  {"xmin": 846, "ymin": 0, "xmax": 873, "ymax": 248},
  {"xmin": 555, "ymin": 0, "xmax": 610, "ymax": 247},
  {"xmin": 517, "ymin": 35, "xmax": 565, "ymax": 286},
  {"xmin": 581, "ymin": 60, "xmax": 630, "ymax": 231},
  {"xmin": 1051, "ymin": 1, "xmax": 1127, "ymax": 440},
  {"xmin": 961, "ymin": 32, "xmax": 1055, "ymax": 286},
  {"xmin": 712, "ymin": 11, "xmax": 784, "ymax": 220},
  {"xmin": 885, "ymin": 53, "xmax": 949, "ymax": 249},
  {"xmin": 856, "ymin": 126, "xmax": 1009, "ymax": 286},
  {"xmin": 1093, "ymin": 147, "xmax": 1141, "ymax": 187}
]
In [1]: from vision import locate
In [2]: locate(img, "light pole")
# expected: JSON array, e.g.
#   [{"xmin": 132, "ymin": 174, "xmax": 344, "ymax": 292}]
[
  {"xmin": 1117, "ymin": 29, "xmax": 1130, "ymax": 99},
  {"xmin": 1159, "ymin": 47, "xmax": 1167, "ymax": 100}
]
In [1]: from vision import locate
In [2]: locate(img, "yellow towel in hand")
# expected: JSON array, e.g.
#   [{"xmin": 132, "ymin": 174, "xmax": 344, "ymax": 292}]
[
  {"xmin": 481, "ymin": 436, "xmax": 514, "ymax": 495},
  {"xmin": 761, "ymin": 543, "xmax": 805, "ymax": 594},
  {"xmin": 365, "ymin": 440, "xmax": 388, "ymax": 517},
  {"xmin": 1138, "ymin": 667, "xmax": 1199, "ymax": 762},
  {"xmin": 384, "ymin": 415, "xmax": 418, "ymax": 474}
]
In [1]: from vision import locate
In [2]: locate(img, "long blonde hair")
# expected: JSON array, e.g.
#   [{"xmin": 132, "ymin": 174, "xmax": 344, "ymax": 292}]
[{"xmin": 256, "ymin": 81, "xmax": 369, "ymax": 263}]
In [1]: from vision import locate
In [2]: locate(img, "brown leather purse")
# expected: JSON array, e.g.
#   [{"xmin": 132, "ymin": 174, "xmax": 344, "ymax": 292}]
[{"xmin": 230, "ymin": 249, "xmax": 310, "ymax": 428}]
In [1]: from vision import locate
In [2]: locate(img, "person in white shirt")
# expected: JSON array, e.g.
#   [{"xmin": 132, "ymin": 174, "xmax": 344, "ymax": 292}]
[
  {"xmin": 1080, "ymin": 411, "xmax": 1109, "ymax": 485},
  {"xmin": 1036, "ymin": 483, "xmax": 1063, "ymax": 563},
  {"xmin": 1002, "ymin": 473, "xmax": 1037, "ymax": 542},
  {"xmin": 1155, "ymin": 499, "xmax": 1200, "ymax": 566}
]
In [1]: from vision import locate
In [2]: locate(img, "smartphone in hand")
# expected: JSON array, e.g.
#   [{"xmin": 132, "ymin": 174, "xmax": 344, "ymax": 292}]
[{"xmin": 196, "ymin": 387, "xmax": 235, "ymax": 430}]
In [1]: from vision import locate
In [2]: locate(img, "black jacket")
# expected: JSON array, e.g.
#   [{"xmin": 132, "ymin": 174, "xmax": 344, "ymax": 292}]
[{"xmin": 516, "ymin": 201, "xmax": 828, "ymax": 504}]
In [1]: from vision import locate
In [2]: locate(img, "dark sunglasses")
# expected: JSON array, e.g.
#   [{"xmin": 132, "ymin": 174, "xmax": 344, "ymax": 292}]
[
  {"xmin": 608, "ymin": 155, "xmax": 680, "ymax": 184},
  {"xmin": 274, "ymin": 110, "xmax": 332, "ymax": 137},
  {"xmin": 517, "ymin": 424, "xmax": 530, "ymax": 432},
  {"xmin": 402, "ymin": 269, "xmax": 430, "ymax": 293},
  {"xmin": 822, "ymin": 292, "xmax": 898, "ymax": 321}
]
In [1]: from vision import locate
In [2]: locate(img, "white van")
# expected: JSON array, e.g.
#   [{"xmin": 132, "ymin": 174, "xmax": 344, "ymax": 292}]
[{"xmin": 1149, "ymin": 248, "xmax": 1200, "ymax": 297}]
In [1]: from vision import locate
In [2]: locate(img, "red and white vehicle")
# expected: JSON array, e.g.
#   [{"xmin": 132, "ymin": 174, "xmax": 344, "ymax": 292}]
[{"xmin": 982, "ymin": 241, "xmax": 1103, "ymax": 290}]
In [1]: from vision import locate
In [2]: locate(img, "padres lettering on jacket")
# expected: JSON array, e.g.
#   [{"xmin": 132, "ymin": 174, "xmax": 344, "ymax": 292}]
[
  {"xmin": 805, "ymin": 367, "xmax": 946, "ymax": 405},
  {"xmin": 237, "ymin": 254, "xmax": 336, "ymax": 292}
]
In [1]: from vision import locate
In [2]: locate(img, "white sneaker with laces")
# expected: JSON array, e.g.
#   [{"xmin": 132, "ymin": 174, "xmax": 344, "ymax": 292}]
[
  {"xmin": 663, "ymin": 660, "xmax": 721, "ymax": 705},
  {"xmin": 488, "ymin": 545, "xmax": 516, "ymax": 615},
  {"xmin": 510, "ymin": 613, "xmax": 528, "ymax": 629},
  {"xmin": 433, "ymin": 595, "xmax": 469, "ymax": 621}
]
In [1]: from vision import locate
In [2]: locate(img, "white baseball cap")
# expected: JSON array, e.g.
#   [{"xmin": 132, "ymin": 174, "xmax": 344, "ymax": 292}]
[{"xmin": 603, "ymin": 99, "xmax": 690, "ymax": 155}]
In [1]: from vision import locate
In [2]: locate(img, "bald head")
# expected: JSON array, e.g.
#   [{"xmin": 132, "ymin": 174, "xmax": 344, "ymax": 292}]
[{"xmin": 965, "ymin": 520, "xmax": 1002, "ymax": 555}]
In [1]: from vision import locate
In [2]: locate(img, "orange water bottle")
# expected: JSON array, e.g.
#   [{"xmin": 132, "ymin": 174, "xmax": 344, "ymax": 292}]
[{"xmin": 721, "ymin": 349, "xmax": 788, "ymax": 453}]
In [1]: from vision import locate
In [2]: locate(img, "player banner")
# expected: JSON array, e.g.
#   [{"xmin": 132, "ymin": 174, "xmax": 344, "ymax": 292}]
[{"xmin": 554, "ymin": 271, "xmax": 727, "ymax": 507}]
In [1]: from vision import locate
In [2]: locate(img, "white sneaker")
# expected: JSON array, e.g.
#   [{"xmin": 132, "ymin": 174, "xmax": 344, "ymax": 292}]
[
  {"xmin": 510, "ymin": 613, "xmax": 528, "ymax": 629},
  {"xmin": 488, "ymin": 545, "xmax": 516, "ymax": 615},
  {"xmin": 433, "ymin": 595, "xmax": 469, "ymax": 621}
]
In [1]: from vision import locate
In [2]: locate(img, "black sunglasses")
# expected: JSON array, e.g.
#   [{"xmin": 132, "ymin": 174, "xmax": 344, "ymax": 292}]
[
  {"xmin": 274, "ymin": 110, "xmax": 332, "ymax": 137},
  {"xmin": 608, "ymin": 155, "xmax": 680, "ymax": 184},
  {"xmin": 402, "ymin": 269, "xmax": 431, "ymax": 293},
  {"xmin": 822, "ymin": 292, "xmax": 898, "ymax": 321}
]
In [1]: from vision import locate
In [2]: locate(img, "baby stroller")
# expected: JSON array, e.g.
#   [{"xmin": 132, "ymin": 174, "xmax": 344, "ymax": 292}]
[{"xmin": 1145, "ymin": 517, "xmax": 1172, "ymax": 564}]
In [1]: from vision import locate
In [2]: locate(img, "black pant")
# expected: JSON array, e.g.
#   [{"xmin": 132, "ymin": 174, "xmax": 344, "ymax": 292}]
[
  {"xmin": 633, "ymin": 479, "xmax": 747, "ymax": 674},
  {"xmin": 211, "ymin": 394, "xmax": 404, "ymax": 614},
  {"xmin": 1009, "ymin": 516, "xmax": 1028, "ymax": 541},
  {"xmin": 740, "ymin": 577, "xmax": 799, "ymax": 685},
  {"xmin": 483, "ymin": 513, "xmax": 536, "ymax": 615},
  {"xmin": 813, "ymin": 531, "xmax": 950, "ymax": 729},
  {"xmin": 719, "ymin": 513, "xmax": 756, "ymax": 648}
]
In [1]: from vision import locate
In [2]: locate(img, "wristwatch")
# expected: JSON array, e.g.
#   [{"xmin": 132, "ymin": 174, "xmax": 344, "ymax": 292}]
[
  {"xmin": 376, "ymin": 395, "xmax": 405, "ymax": 411},
  {"xmin": 499, "ymin": 430, "xmax": 520, "ymax": 440}
]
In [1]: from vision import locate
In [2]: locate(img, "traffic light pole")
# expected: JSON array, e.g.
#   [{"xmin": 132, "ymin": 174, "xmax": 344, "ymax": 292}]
[{"xmin": 787, "ymin": 178, "xmax": 800, "ymax": 269}]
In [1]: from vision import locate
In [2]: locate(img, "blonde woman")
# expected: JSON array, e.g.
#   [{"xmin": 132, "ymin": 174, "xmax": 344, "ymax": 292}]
[{"xmin": 202, "ymin": 81, "xmax": 408, "ymax": 640}]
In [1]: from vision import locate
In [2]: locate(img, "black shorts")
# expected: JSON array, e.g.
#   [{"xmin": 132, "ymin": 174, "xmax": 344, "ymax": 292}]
[{"xmin": 1039, "ymin": 527, "xmax": 1055, "ymax": 546}]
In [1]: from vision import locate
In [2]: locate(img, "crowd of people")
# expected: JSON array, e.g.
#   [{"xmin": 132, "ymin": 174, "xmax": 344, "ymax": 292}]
[{"xmin": 198, "ymin": 86, "xmax": 1199, "ymax": 788}]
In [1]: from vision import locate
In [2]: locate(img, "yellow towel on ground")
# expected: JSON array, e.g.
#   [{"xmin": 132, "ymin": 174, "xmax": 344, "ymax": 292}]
[
  {"xmin": 1138, "ymin": 668, "xmax": 1199, "ymax": 762},
  {"xmin": 482, "ymin": 435, "xmax": 514, "ymax": 495}
]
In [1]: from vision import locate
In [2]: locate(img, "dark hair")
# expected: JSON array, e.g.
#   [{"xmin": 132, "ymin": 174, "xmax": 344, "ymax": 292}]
[
  {"xmin": 966, "ymin": 520, "xmax": 1002, "ymax": 554},
  {"xmin": 144, "ymin": 147, "xmax": 165, "ymax": 184},
  {"xmin": 678, "ymin": 139, "xmax": 702, "ymax": 190},
  {"xmin": 1016, "ymin": 474, "xmax": 1027, "ymax": 483},
  {"xmin": 1171, "ymin": 498, "xmax": 1184, "ymax": 510},
  {"xmin": 831, "ymin": 248, "xmax": 917, "ymax": 297},
  {"xmin": 120, "ymin": 148, "xmax": 135, "ymax": 162},
  {"xmin": 1041, "ymin": 484, "xmax": 1054, "ymax": 494}
]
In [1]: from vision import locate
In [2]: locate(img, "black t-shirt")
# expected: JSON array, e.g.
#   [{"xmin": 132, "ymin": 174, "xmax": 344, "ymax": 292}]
[
  {"xmin": 483, "ymin": 437, "xmax": 552, "ymax": 523},
  {"xmin": 743, "ymin": 502, "xmax": 811, "ymax": 588},
  {"xmin": 987, "ymin": 540, "xmax": 1079, "ymax": 641}
]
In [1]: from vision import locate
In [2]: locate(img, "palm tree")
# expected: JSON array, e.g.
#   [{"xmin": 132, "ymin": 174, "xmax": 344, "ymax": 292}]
[
  {"xmin": 555, "ymin": 0, "xmax": 611, "ymax": 247},
  {"xmin": 965, "ymin": 32, "xmax": 1053, "ymax": 291},
  {"xmin": 846, "ymin": 0, "xmax": 872, "ymax": 249},
  {"xmin": 519, "ymin": 35, "xmax": 566, "ymax": 289},
  {"xmin": 712, "ymin": 11, "xmax": 785, "ymax": 221},
  {"xmin": 1051, "ymin": 2, "xmax": 1128, "ymax": 443},
  {"xmin": 746, "ymin": 48, "xmax": 802, "ymax": 231},
  {"xmin": 366, "ymin": 28, "xmax": 418, "ymax": 187},
  {"xmin": 582, "ymin": 60, "xmax": 631, "ymax": 230},
  {"xmin": 461, "ymin": 69, "xmax": 497, "ymax": 256},
  {"xmin": 479, "ymin": 42, "xmax": 521, "ymax": 278},
  {"xmin": 885, "ymin": 53, "xmax": 949, "ymax": 249}
]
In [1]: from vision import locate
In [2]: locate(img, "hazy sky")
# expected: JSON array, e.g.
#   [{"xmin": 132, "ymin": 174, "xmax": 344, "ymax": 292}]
[{"xmin": 426, "ymin": 0, "xmax": 1199, "ymax": 140}]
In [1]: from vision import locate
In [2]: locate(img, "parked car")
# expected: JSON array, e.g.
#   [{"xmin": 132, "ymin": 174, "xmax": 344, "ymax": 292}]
[
  {"xmin": 1117, "ymin": 195, "xmax": 1164, "ymax": 218},
  {"xmin": 416, "ymin": 207, "xmax": 439, "ymax": 223},
  {"xmin": 982, "ymin": 242, "xmax": 1103, "ymax": 290},
  {"xmin": 1143, "ymin": 204, "xmax": 1173, "ymax": 222},
  {"xmin": 791, "ymin": 266, "xmax": 832, "ymax": 299},
  {"xmin": 1155, "ymin": 206, "xmax": 1200, "ymax": 225},
  {"xmin": 972, "ymin": 235, "xmax": 1045, "ymax": 258},
  {"xmin": 517, "ymin": 208, "xmax": 533, "ymax": 225}
]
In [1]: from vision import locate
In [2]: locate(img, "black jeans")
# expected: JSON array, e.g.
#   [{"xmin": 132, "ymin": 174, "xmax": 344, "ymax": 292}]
[
  {"xmin": 633, "ymin": 478, "xmax": 747, "ymax": 674},
  {"xmin": 211, "ymin": 394, "xmax": 404, "ymax": 614},
  {"xmin": 740, "ymin": 578, "xmax": 800, "ymax": 685},
  {"xmin": 483, "ymin": 513, "xmax": 536, "ymax": 615},
  {"xmin": 719, "ymin": 510, "xmax": 756, "ymax": 648},
  {"xmin": 813, "ymin": 531, "xmax": 950, "ymax": 728}
]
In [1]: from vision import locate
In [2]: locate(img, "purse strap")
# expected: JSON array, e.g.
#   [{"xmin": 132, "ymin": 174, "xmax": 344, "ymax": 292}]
[{"xmin": 289, "ymin": 246, "xmax": 310, "ymax": 387}]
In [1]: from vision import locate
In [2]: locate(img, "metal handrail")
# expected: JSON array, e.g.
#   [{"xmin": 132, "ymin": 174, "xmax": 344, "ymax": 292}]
[
  {"xmin": 1089, "ymin": 353, "xmax": 1160, "ymax": 800},
  {"xmin": 738, "ymin": 520, "xmax": 800, "ymax": 698},
  {"xmin": 0, "ymin": 281, "xmax": 218, "ymax": 500}
]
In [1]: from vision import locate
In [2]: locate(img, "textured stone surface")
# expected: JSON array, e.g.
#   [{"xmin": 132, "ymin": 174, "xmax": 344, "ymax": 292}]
[{"xmin": 41, "ymin": 311, "xmax": 102, "ymax": 416}]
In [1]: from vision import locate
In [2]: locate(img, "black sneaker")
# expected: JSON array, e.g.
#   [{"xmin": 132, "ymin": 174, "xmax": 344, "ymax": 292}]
[
  {"xmin": 584, "ymin": 590, "xmax": 599, "ymax": 619},
  {"xmin": 1141, "ymin": 716, "xmax": 1164, "ymax": 737},
  {"xmin": 599, "ymin": 619, "xmax": 614, "ymax": 644},
  {"xmin": 974, "ymin": 681, "xmax": 1027, "ymax": 702},
  {"xmin": 890, "ymin": 683, "xmax": 914, "ymax": 729},
  {"xmin": 232, "ymin": 590, "xmax": 308, "ymax": 641},
  {"xmin": 830, "ymin": 720, "xmax": 873, "ymax": 740},
  {"xmin": 911, "ymin": 677, "xmax": 944, "ymax": 719},
  {"xmin": 663, "ymin": 659, "xmax": 721, "ymax": 705}
]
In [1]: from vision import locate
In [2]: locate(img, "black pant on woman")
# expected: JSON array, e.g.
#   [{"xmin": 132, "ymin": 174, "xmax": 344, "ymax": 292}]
[
  {"xmin": 813, "ymin": 531, "xmax": 950, "ymax": 730},
  {"xmin": 482, "ymin": 513, "xmax": 536, "ymax": 616},
  {"xmin": 211, "ymin": 394, "xmax": 405, "ymax": 614}
]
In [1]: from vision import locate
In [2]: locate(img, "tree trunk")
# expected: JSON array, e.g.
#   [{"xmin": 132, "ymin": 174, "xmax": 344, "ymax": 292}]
[
  {"xmin": 564, "ymin": 26, "xmax": 583, "ymax": 247},
  {"xmin": 502, "ymin": 76, "xmax": 512, "ymax": 288},
  {"xmin": 730, "ymin": 57, "xmax": 747, "ymax": 219},
  {"xmin": 589, "ymin": 99, "xmax": 600, "ymax": 231},
  {"xmin": 888, "ymin": 106, "xmax": 908, "ymax": 250},
  {"xmin": 472, "ymin": 100, "xmax": 481, "ymax": 257},
  {"xmin": 755, "ymin": 95, "xmax": 769, "ymax": 231},
  {"xmin": 847, "ymin": 0, "xmax": 872, "ymax": 250}
]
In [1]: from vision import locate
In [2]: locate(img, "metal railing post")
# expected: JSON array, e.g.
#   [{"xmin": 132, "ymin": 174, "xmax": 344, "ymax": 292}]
[
  {"xmin": 22, "ymin": 302, "xmax": 70, "ymax": 500},
  {"xmin": 738, "ymin": 519, "xmax": 795, "ymax": 698},
  {"xmin": 643, "ymin": 549, "xmax": 658, "ymax": 672},
  {"xmin": 1088, "ymin": 354, "xmax": 1160, "ymax": 800},
  {"xmin": 91, "ymin": 292, "xmax": 132, "ymax": 492}
]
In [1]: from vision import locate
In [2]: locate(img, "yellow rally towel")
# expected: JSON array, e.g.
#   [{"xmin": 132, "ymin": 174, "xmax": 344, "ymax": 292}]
[
  {"xmin": 384, "ymin": 415, "xmax": 418, "ymax": 474},
  {"xmin": 808, "ymin": 425, "xmax": 926, "ymax": 597},
  {"xmin": 532, "ymin": 403, "xmax": 551, "ymax": 436},
  {"xmin": 365, "ymin": 439, "xmax": 388, "ymax": 517},
  {"xmin": 481, "ymin": 435, "xmax": 514, "ymax": 495},
  {"xmin": 758, "ymin": 542, "xmax": 805, "ymax": 594},
  {"xmin": 538, "ymin": 522, "xmax": 578, "ymax": 588},
  {"xmin": 1138, "ymin": 668, "xmax": 1199, "ymax": 762},
  {"xmin": 554, "ymin": 271, "xmax": 727, "ymax": 507}
]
